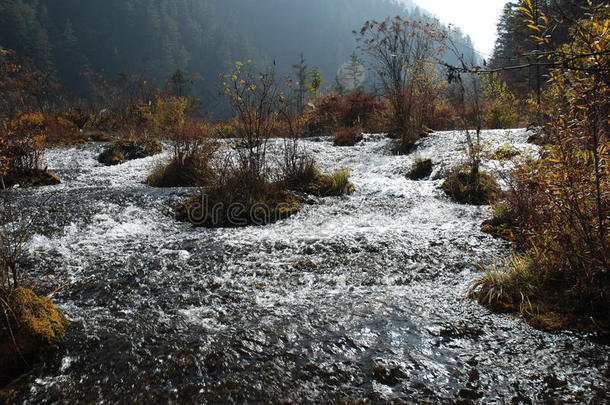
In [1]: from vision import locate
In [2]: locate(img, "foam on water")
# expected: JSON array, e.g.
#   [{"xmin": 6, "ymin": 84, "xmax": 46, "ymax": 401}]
[{"xmin": 3, "ymin": 130, "xmax": 608, "ymax": 404}]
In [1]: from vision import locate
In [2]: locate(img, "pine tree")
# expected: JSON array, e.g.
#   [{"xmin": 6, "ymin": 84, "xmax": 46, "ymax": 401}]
[
  {"xmin": 168, "ymin": 69, "xmax": 192, "ymax": 97},
  {"xmin": 337, "ymin": 52, "xmax": 365, "ymax": 93},
  {"xmin": 292, "ymin": 53, "xmax": 308, "ymax": 114}
]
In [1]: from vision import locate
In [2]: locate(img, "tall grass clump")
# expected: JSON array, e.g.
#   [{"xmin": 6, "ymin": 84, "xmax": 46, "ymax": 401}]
[{"xmin": 442, "ymin": 163, "xmax": 499, "ymax": 205}]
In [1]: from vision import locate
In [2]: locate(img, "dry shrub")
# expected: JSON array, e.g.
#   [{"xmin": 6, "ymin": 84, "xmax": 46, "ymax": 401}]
[
  {"xmin": 367, "ymin": 97, "xmax": 395, "ymax": 133},
  {"xmin": 2, "ymin": 112, "xmax": 45, "ymax": 172},
  {"xmin": 213, "ymin": 117, "xmax": 241, "ymax": 139},
  {"xmin": 42, "ymin": 114, "xmax": 87, "ymax": 147},
  {"xmin": 0, "ymin": 111, "xmax": 61, "ymax": 187},
  {"xmin": 334, "ymin": 126, "xmax": 363, "ymax": 147},
  {"xmin": 425, "ymin": 98, "xmax": 460, "ymax": 131},
  {"xmin": 148, "ymin": 120, "xmax": 218, "ymax": 187},
  {"xmin": 313, "ymin": 89, "xmax": 382, "ymax": 135},
  {"xmin": 471, "ymin": 6, "xmax": 610, "ymax": 332}
]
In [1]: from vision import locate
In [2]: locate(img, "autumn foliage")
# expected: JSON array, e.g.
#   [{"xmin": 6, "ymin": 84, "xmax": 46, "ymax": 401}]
[{"xmin": 471, "ymin": 3, "xmax": 610, "ymax": 331}]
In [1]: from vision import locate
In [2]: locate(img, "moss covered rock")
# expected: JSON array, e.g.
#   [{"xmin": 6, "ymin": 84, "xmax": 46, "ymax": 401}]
[
  {"xmin": 98, "ymin": 139, "xmax": 163, "ymax": 166},
  {"xmin": 2, "ymin": 169, "xmax": 61, "ymax": 188},
  {"xmin": 1, "ymin": 288, "xmax": 68, "ymax": 387}
]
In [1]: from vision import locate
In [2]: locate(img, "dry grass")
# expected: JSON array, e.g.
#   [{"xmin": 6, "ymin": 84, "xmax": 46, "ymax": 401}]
[
  {"xmin": 469, "ymin": 253, "xmax": 610, "ymax": 333},
  {"xmin": 490, "ymin": 145, "xmax": 520, "ymax": 160},
  {"xmin": 442, "ymin": 165, "xmax": 499, "ymax": 205},
  {"xmin": 176, "ymin": 170, "xmax": 302, "ymax": 228},
  {"xmin": 284, "ymin": 162, "xmax": 355, "ymax": 197}
]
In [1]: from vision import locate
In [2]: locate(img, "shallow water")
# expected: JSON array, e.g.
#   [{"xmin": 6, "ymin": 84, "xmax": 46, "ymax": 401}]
[{"xmin": 2, "ymin": 130, "xmax": 608, "ymax": 404}]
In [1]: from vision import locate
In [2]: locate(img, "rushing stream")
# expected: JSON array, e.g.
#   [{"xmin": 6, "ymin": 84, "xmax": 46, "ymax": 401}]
[{"xmin": 2, "ymin": 129, "xmax": 609, "ymax": 404}]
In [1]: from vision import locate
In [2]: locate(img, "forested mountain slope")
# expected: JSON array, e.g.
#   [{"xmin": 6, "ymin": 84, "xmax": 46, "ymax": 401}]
[{"xmin": 0, "ymin": 0, "xmax": 474, "ymax": 110}]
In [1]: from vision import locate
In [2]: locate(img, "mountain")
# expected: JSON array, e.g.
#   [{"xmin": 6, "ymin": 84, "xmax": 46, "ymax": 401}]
[{"xmin": 0, "ymin": 0, "xmax": 476, "ymax": 112}]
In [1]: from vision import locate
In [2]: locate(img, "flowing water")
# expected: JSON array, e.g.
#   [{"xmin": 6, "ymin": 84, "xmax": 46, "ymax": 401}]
[{"xmin": 2, "ymin": 130, "xmax": 608, "ymax": 404}]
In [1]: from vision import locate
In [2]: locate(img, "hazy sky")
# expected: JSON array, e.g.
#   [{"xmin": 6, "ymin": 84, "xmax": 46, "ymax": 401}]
[{"xmin": 414, "ymin": 0, "xmax": 508, "ymax": 58}]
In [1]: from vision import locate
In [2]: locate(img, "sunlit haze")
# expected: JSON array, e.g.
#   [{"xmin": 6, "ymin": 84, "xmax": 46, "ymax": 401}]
[{"xmin": 414, "ymin": 0, "xmax": 508, "ymax": 58}]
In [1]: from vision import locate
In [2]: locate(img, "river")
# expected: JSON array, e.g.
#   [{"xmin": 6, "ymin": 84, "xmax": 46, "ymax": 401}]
[{"xmin": 2, "ymin": 129, "xmax": 608, "ymax": 404}]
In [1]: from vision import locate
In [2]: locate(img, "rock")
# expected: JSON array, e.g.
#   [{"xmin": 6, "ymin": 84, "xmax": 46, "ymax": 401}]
[
  {"xmin": 543, "ymin": 374, "xmax": 567, "ymax": 389},
  {"xmin": 458, "ymin": 388, "xmax": 482, "ymax": 400}
]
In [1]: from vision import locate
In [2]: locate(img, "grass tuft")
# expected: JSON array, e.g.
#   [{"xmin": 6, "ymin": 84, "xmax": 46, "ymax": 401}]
[
  {"xmin": 442, "ymin": 165, "xmax": 499, "ymax": 205},
  {"xmin": 407, "ymin": 157, "xmax": 433, "ymax": 180},
  {"xmin": 469, "ymin": 253, "xmax": 610, "ymax": 333}
]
